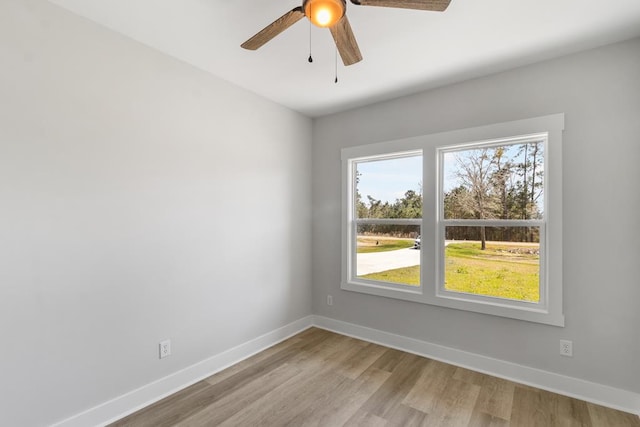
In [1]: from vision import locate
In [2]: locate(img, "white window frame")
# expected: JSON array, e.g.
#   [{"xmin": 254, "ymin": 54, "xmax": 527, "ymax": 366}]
[
  {"xmin": 341, "ymin": 114, "xmax": 564, "ymax": 326},
  {"xmin": 346, "ymin": 151, "xmax": 424, "ymax": 294}
]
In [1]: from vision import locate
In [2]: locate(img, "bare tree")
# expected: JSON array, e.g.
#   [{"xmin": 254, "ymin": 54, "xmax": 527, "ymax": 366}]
[
  {"xmin": 444, "ymin": 143, "xmax": 544, "ymax": 245},
  {"xmin": 452, "ymin": 148, "xmax": 500, "ymax": 250}
]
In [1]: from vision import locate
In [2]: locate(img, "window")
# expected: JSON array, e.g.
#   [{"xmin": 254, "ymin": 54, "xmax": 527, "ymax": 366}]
[
  {"xmin": 342, "ymin": 114, "xmax": 564, "ymax": 326},
  {"xmin": 439, "ymin": 138, "xmax": 545, "ymax": 305},
  {"xmin": 351, "ymin": 153, "xmax": 422, "ymax": 289}
]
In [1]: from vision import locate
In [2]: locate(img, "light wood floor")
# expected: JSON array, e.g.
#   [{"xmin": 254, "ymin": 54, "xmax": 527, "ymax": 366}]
[{"xmin": 111, "ymin": 328, "xmax": 640, "ymax": 427}]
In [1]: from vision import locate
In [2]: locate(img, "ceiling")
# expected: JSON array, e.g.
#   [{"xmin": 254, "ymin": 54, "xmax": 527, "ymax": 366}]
[{"xmin": 49, "ymin": 0, "xmax": 640, "ymax": 117}]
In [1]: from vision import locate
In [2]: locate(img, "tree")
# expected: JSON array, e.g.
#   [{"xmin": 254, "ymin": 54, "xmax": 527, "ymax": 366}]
[
  {"xmin": 355, "ymin": 171, "xmax": 368, "ymax": 219},
  {"xmin": 490, "ymin": 147, "xmax": 516, "ymax": 241},
  {"xmin": 453, "ymin": 148, "xmax": 500, "ymax": 249},
  {"xmin": 444, "ymin": 185, "xmax": 474, "ymax": 220},
  {"xmin": 355, "ymin": 188, "xmax": 423, "ymax": 237},
  {"xmin": 514, "ymin": 142, "xmax": 544, "ymax": 220},
  {"xmin": 394, "ymin": 189, "xmax": 422, "ymax": 219}
]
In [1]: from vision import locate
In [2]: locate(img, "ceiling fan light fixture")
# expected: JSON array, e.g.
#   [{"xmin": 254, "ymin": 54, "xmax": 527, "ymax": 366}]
[
  {"xmin": 242, "ymin": 0, "xmax": 451, "ymax": 65},
  {"xmin": 303, "ymin": 0, "xmax": 346, "ymax": 28}
]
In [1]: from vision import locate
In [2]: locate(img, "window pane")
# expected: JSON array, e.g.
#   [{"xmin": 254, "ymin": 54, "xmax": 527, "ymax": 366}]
[
  {"xmin": 443, "ymin": 142, "xmax": 544, "ymax": 220},
  {"xmin": 444, "ymin": 226, "xmax": 540, "ymax": 302},
  {"xmin": 356, "ymin": 155, "xmax": 422, "ymax": 219},
  {"xmin": 357, "ymin": 224, "xmax": 420, "ymax": 287}
]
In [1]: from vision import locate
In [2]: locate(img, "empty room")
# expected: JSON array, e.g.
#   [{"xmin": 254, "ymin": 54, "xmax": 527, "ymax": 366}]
[{"xmin": 1, "ymin": 0, "xmax": 639, "ymax": 426}]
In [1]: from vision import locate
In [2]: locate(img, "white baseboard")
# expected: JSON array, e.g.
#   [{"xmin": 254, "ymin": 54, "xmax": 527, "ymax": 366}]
[
  {"xmin": 312, "ymin": 315, "xmax": 640, "ymax": 416},
  {"xmin": 52, "ymin": 314, "xmax": 639, "ymax": 426},
  {"xmin": 51, "ymin": 316, "xmax": 315, "ymax": 427}
]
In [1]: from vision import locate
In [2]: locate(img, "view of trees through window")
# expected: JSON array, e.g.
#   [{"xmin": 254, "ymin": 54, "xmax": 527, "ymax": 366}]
[
  {"xmin": 354, "ymin": 155, "xmax": 422, "ymax": 287},
  {"xmin": 443, "ymin": 142, "xmax": 544, "ymax": 241},
  {"xmin": 352, "ymin": 141, "xmax": 544, "ymax": 302},
  {"xmin": 442, "ymin": 141, "xmax": 544, "ymax": 302}
]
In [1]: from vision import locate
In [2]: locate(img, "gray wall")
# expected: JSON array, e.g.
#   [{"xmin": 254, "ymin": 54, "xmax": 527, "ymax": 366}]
[
  {"xmin": 0, "ymin": 1, "xmax": 312, "ymax": 426},
  {"xmin": 2, "ymin": 0, "xmax": 639, "ymax": 424},
  {"xmin": 312, "ymin": 37, "xmax": 640, "ymax": 393}
]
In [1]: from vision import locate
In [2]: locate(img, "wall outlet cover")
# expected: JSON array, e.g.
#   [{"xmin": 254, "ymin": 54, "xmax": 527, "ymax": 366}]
[
  {"xmin": 159, "ymin": 339, "xmax": 171, "ymax": 359},
  {"xmin": 560, "ymin": 339, "xmax": 573, "ymax": 357}
]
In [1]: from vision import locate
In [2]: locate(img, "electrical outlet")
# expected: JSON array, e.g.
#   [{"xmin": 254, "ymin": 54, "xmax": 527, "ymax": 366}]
[
  {"xmin": 560, "ymin": 339, "xmax": 573, "ymax": 357},
  {"xmin": 327, "ymin": 295, "xmax": 333, "ymax": 306},
  {"xmin": 159, "ymin": 339, "xmax": 171, "ymax": 359}
]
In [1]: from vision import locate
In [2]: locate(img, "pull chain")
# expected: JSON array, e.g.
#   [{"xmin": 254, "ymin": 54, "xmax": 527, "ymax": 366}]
[
  {"xmin": 334, "ymin": 46, "xmax": 338, "ymax": 83},
  {"xmin": 308, "ymin": 19, "xmax": 313, "ymax": 62}
]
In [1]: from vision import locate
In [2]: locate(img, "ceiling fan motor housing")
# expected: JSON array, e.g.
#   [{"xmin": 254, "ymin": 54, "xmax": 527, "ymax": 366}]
[{"xmin": 303, "ymin": 0, "xmax": 347, "ymax": 27}]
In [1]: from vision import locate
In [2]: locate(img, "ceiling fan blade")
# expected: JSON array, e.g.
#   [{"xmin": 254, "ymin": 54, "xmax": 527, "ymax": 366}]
[
  {"xmin": 241, "ymin": 7, "xmax": 305, "ymax": 50},
  {"xmin": 350, "ymin": 0, "xmax": 451, "ymax": 12},
  {"xmin": 329, "ymin": 16, "xmax": 363, "ymax": 66}
]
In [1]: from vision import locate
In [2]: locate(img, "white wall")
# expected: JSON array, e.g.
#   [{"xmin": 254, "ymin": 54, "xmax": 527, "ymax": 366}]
[
  {"xmin": 0, "ymin": 1, "xmax": 312, "ymax": 426},
  {"xmin": 313, "ymin": 38, "xmax": 640, "ymax": 394}
]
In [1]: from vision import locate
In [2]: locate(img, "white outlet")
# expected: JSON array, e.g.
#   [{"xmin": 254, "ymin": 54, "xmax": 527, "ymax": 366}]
[
  {"xmin": 159, "ymin": 339, "xmax": 171, "ymax": 359},
  {"xmin": 327, "ymin": 295, "xmax": 333, "ymax": 306},
  {"xmin": 560, "ymin": 339, "xmax": 573, "ymax": 357}
]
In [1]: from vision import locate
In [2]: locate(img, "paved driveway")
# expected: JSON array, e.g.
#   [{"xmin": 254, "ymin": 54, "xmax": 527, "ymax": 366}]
[
  {"xmin": 357, "ymin": 248, "xmax": 420, "ymax": 275},
  {"xmin": 356, "ymin": 241, "xmax": 455, "ymax": 275}
]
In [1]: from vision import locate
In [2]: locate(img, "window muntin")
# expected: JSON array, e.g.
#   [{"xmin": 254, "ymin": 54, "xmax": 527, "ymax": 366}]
[
  {"xmin": 439, "ymin": 138, "xmax": 546, "ymax": 305},
  {"xmin": 350, "ymin": 153, "xmax": 422, "ymax": 289}
]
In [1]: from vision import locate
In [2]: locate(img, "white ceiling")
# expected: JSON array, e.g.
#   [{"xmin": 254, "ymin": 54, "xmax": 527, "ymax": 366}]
[{"xmin": 50, "ymin": 0, "xmax": 640, "ymax": 117}]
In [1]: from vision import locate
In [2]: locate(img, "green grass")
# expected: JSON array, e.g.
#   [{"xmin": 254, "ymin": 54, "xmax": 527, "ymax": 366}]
[
  {"xmin": 357, "ymin": 237, "xmax": 414, "ymax": 253},
  {"xmin": 361, "ymin": 265, "xmax": 420, "ymax": 286},
  {"xmin": 444, "ymin": 243, "xmax": 539, "ymax": 302},
  {"xmin": 360, "ymin": 242, "xmax": 540, "ymax": 301}
]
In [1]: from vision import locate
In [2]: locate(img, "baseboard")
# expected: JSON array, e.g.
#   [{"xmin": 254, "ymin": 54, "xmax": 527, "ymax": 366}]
[
  {"xmin": 51, "ymin": 315, "xmax": 315, "ymax": 427},
  {"xmin": 51, "ymin": 313, "xmax": 639, "ymax": 426},
  {"xmin": 312, "ymin": 315, "xmax": 640, "ymax": 416}
]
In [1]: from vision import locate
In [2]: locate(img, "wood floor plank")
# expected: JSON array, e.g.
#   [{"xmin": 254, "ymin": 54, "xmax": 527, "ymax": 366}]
[
  {"xmin": 290, "ymin": 332, "xmax": 356, "ymax": 371},
  {"xmin": 217, "ymin": 370, "xmax": 348, "ymax": 426},
  {"xmin": 551, "ymin": 392, "xmax": 593, "ymax": 426},
  {"xmin": 453, "ymin": 366, "xmax": 488, "ymax": 386},
  {"xmin": 203, "ymin": 334, "xmax": 303, "ymax": 386},
  {"xmin": 360, "ymin": 351, "xmax": 431, "ymax": 418},
  {"xmin": 403, "ymin": 359, "xmax": 458, "ymax": 413},
  {"xmin": 343, "ymin": 409, "xmax": 388, "ymax": 427},
  {"xmin": 510, "ymin": 385, "xmax": 555, "ymax": 427},
  {"xmin": 109, "ymin": 381, "xmax": 214, "ymax": 427},
  {"xmin": 333, "ymin": 341, "xmax": 388, "ymax": 380},
  {"xmin": 369, "ymin": 347, "xmax": 408, "ymax": 373},
  {"xmin": 587, "ymin": 402, "xmax": 640, "ymax": 427},
  {"xmin": 211, "ymin": 332, "xmax": 358, "ymax": 426},
  {"xmin": 385, "ymin": 403, "xmax": 429, "ymax": 426},
  {"xmin": 202, "ymin": 328, "xmax": 325, "ymax": 390},
  {"xmin": 467, "ymin": 411, "xmax": 510, "ymax": 427},
  {"xmin": 472, "ymin": 375, "xmax": 516, "ymax": 420},
  {"xmin": 175, "ymin": 363, "xmax": 302, "ymax": 426},
  {"xmin": 307, "ymin": 335, "xmax": 371, "ymax": 374},
  {"xmin": 283, "ymin": 367, "xmax": 390, "ymax": 426},
  {"xmin": 110, "ymin": 328, "xmax": 640, "ymax": 427},
  {"xmin": 426, "ymin": 377, "xmax": 482, "ymax": 427}
]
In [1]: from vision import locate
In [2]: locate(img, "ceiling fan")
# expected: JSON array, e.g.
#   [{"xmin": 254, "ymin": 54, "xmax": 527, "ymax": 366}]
[{"xmin": 241, "ymin": 0, "xmax": 452, "ymax": 66}]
